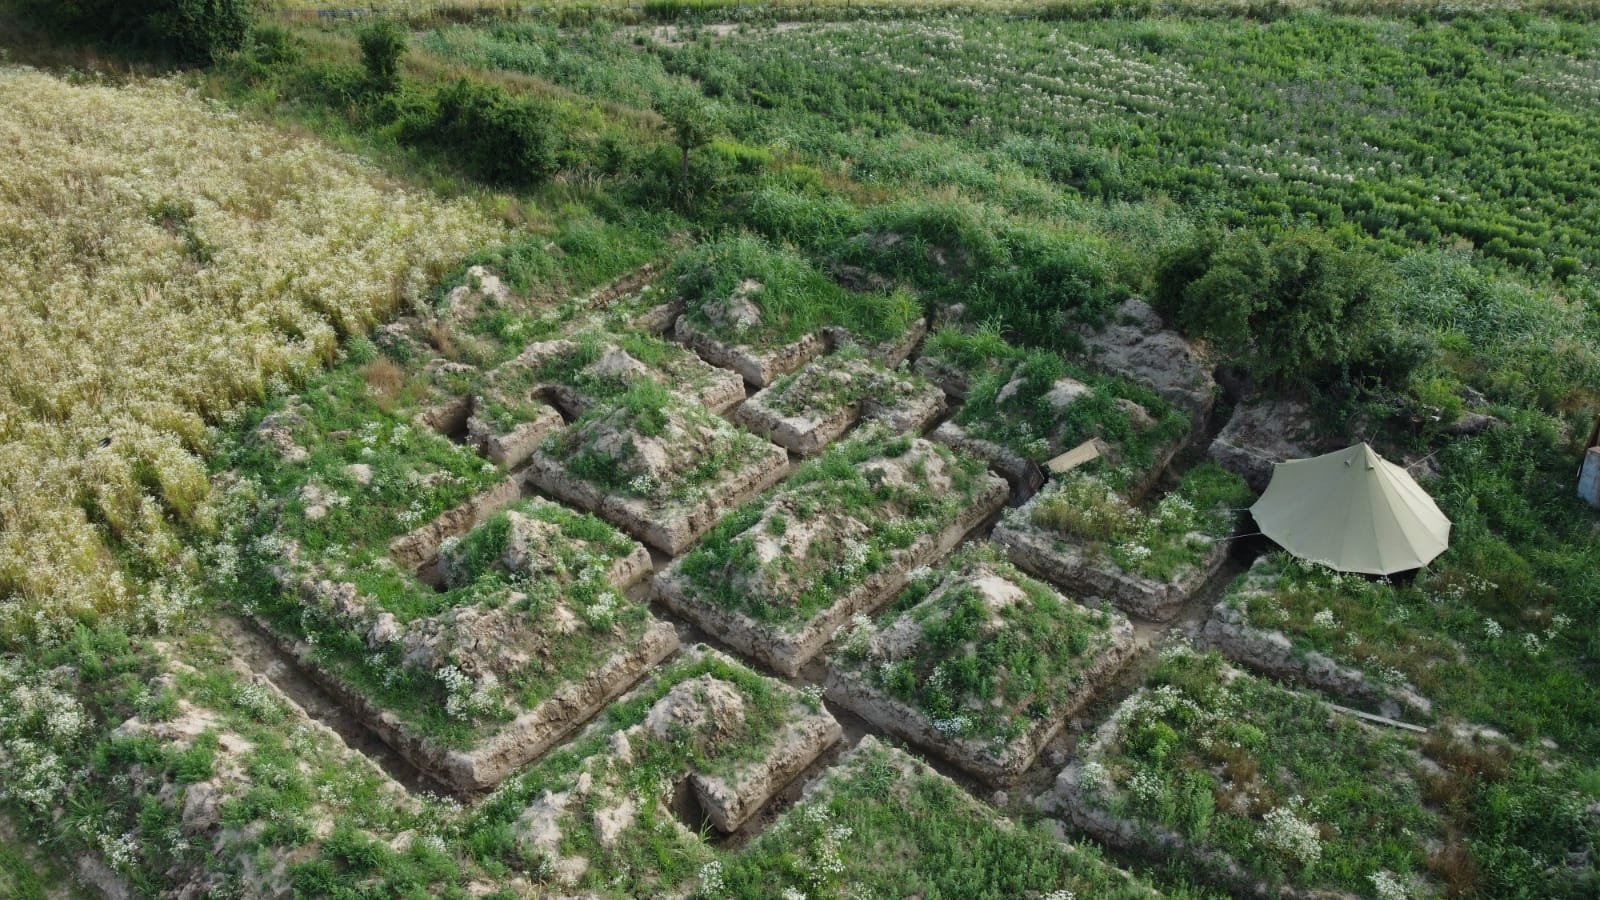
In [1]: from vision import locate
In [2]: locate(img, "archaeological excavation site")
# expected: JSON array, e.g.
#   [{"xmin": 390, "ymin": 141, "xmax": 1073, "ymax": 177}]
[
  {"xmin": 10, "ymin": 9, "xmax": 1600, "ymax": 894},
  {"xmin": 172, "ymin": 245, "xmax": 1397, "ymax": 897}
]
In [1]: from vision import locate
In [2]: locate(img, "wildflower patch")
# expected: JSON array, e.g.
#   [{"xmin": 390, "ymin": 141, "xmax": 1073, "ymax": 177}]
[
  {"xmin": 1198, "ymin": 557, "xmax": 1434, "ymax": 720},
  {"xmin": 1039, "ymin": 647, "xmax": 1442, "ymax": 898}
]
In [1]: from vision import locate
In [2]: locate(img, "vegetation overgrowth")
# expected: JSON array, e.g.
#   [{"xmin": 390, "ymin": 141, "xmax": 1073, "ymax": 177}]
[
  {"xmin": 926, "ymin": 324, "xmax": 1190, "ymax": 480},
  {"xmin": 1029, "ymin": 464, "xmax": 1252, "ymax": 581},
  {"xmin": 836, "ymin": 545, "xmax": 1124, "ymax": 744},
  {"xmin": 1074, "ymin": 647, "xmax": 1598, "ymax": 898},
  {"xmin": 675, "ymin": 430, "xmax": 993, "ymax": 624},
  {"xmin": 2, "ymin": 0, "xmax": 1599, "ymax": 896},
  {"xmin": 0, "ymin": 66, "xmax": 497, "ymax": 647}
]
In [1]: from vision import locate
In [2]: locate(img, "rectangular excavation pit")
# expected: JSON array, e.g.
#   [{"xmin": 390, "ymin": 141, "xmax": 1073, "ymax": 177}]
[
  {"xmin": 415, "ymin": 393, "xmax": 566, "ymax": 469},
  {"xmin": 493, "ymin": 646, "xmax": 840, "ymax": 894},
  {"xmin": 524, "ymin": 383, "xmax": 790, "ymax": 555},
  {"xmin": 254, "ymin": 496, "xmax": 677, "ymax": 794},
  {"xmin": 824, "ymin": 546, "xmax": 1136, "ymax": 785},
  {"xmin": 506, "ymin": 329, "xmax": 747, "ymax": 416},
  {"xmin": 733, "ymin": 351, "xmax": 945, "ymax": 457},
  {"xmin": 917, "ymin": 327, "xmax": 1190, "ymax": 499},
  {"xmin": 654, "ymin": 429, "xmax": 1008, "ymax": 677},
  {"xmin": 994, "ymin": 463, "xmax": 1250, "ymax": 622},
  {"xmin": 1037, "ymin": 647, "xmax": 1447, "ymax": 900},
  {"xmin": 1196, "ymin": 555, "xmax": 1435, "ymax": 720}
]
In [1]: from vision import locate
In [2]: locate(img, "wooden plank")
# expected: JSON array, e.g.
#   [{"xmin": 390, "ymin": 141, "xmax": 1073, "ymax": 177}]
[
  {"xmin": 1328, "ymin": 702, "xmax": 1428, "ymax": 734},
  {"xmin": 1045, "ymin": 438, "xmax": 1104, "ymax": 475}
]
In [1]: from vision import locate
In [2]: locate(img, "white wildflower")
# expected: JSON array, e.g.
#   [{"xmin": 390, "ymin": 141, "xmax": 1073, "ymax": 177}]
[
  {"xmin": 1370, "ymin": 870, "xmax": 1409, "ymax": 900},
  {"xmin": 1258, "ymin": 805, "xmax": 1322, "ymax": 865}
]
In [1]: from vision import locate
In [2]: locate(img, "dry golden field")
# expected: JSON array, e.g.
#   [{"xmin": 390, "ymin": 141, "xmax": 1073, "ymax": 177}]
[{"xmin": 0, "ymin": 67, "xmax": 500, "ymax": 645}]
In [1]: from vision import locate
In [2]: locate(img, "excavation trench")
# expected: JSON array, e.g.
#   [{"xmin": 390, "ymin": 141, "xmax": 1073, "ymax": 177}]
[{"xmin": 216, "ymin": 615, "xmax": 452, "ymax": 796}]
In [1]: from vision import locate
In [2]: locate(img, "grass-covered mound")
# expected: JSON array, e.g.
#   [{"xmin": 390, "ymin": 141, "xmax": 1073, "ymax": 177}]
[
  {"xmin": 526, "ymin": 379, "xmax": 789, "ymax": 553},
  {"xmin": 997, "ymin": 463, "xmax": 1251, "ymax": 621},
  {"xmin": 491, "ymin": 326, "xmax": 745, "ymax": 418},
  {"xmin": 827, "ymin": 545, "xmax": 1135, "ymax": 781},
  {"xmin": 658, "ymin": 428, "xmax": 1007, "ymax": 674},
  {"xmin": 462, "ymin": 646, "xmax": 839, "ymax": 895},
  {"xmin": 921, "ymin": 326, "xmax": 1189, "ymax": 493},
  {"xmin": 736, "ymin": 347, "xmax": 946, "ymax": 455}
]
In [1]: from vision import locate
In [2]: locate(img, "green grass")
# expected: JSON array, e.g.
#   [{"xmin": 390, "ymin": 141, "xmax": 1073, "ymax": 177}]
[
  {"xmin": 837, "ymin": 545, "xmax": 1120, "ymax": 743},
  {"xmin": 722, "ymin": 738, "xmax": 1178, "ymax": 900},
  {"xmin": 670, "ymin": 231, "xmax": 922, "ymax": 346},
  {"xmin": 459, "ymin": 650, "xmax": 805, "ymax": 894},
  {"xmin": 1083, "ymin": 649, "xmax": 1440, "ymax": 894},
  {"xmin": 1030, "ymin": 463, "xmax": 1252, "ymax": 581},
  {"xmin": 675, "ymin": 430, "xmax": 992, "ymax": 624}
]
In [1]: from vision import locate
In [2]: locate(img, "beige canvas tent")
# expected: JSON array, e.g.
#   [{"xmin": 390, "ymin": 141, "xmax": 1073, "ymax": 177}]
[{"xmin": 1250, "ymin": 443, "xmax": 1451, "ymax": 575}]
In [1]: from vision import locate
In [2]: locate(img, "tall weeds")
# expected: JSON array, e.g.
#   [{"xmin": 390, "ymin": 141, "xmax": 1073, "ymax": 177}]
[{"xmin": 0, "ymin": 67, "xmax": 498, "ymax": 645}]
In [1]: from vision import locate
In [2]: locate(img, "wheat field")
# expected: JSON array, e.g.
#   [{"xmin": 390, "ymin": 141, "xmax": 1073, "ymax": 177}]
[{"xmin": 0, "ymin": 67, "xmax": 500, "ymax": 645}]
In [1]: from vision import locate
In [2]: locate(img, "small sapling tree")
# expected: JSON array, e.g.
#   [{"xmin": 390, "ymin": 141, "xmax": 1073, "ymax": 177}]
[{"xmin": 359, "ymin": 20, "xmax": 408, "ymax": 95}]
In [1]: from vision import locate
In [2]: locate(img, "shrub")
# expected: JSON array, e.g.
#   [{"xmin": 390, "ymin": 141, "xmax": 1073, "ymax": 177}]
[
  {"xmin": 358, "ymin": 21, "xmax": 408, "ymax": 95},
  {"xmin": 36, "ymin": 0, "xmax": 253, "ymax": 63},
  {"xmin": 400, "ymin": 79, "xmax": 565, "ymax": 188},
  {"xmin": 1154, "ymin": 228, "xmax": 1409, "ymax": 393}
]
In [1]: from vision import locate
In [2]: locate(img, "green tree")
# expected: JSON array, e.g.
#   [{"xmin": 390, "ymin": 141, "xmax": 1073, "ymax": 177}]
[
  {"xmin": 1154, "ymin": 229, "xmax": 1406, "ymax": 393},
  {"xmin": 659, "ymin": 92, "xmax": 719, "ymax": 180},
  {"xmin": 358, "ymin": 20, "xmax": 408, "ymax": 95},
  {"xmin": 37, "ymin": 0, "xmax": 252, "ymax": 63}
]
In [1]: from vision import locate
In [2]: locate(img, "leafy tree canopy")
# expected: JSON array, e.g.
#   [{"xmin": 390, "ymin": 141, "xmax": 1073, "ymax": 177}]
[
  {"xmin": 1154, "ymin": 228, "xmax": 1421, "ymax": 395},
  {"xmin": 32, "ymin": 0, "xmax": 252, "ymax": 63}
]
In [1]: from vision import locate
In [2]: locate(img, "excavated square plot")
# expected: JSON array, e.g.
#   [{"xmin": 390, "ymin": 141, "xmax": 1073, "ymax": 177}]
[
  {"xmin": 734, "ymin": 352, "xmax": 945, "ymax": 456},
  {"xmin": 825, "ymin": 547, "xmax": 1135, "ymax": 784},
  {"xmin": 994, "ymin": 465, "xmax": 1249, "ymax": 622},
  {"xmin": 258, "ymin": 496, "xmax": 676, "ymax": 793},
  {"xmin": 655, "ymin": 430, "xmax": 1008, "ymax": 677},
  {"xmin": 1038, "ymin": 647, "xmax": 1445, "ymax": 899},
  {"xmin": 524, "ymin": 383, "xmax": 789, "ymax": 555},
  {"xmin": 676, "ymin": 313, "xmax": 825, "ymax": 388},
  {"xmin": 415, "ymin": 388, "xmax": 566, "ymax": 470},
  {"xmin": 505, "ymin": 330, "xmax": 746, "ymax": 416},
  {"xmin": 502, "ymin": 646, "xmax": 840, "ymax": 893},
  {"xmin": 1196, "ymin": 555, "xmax": 1434, "ymax": 720},
  {"xmin": 920, "ymin": 336, "xmax": 1189, "ymax": 499},
  {"xmin": 824, "ymin": 315, "xmax": 929, "ymax": 367}
]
